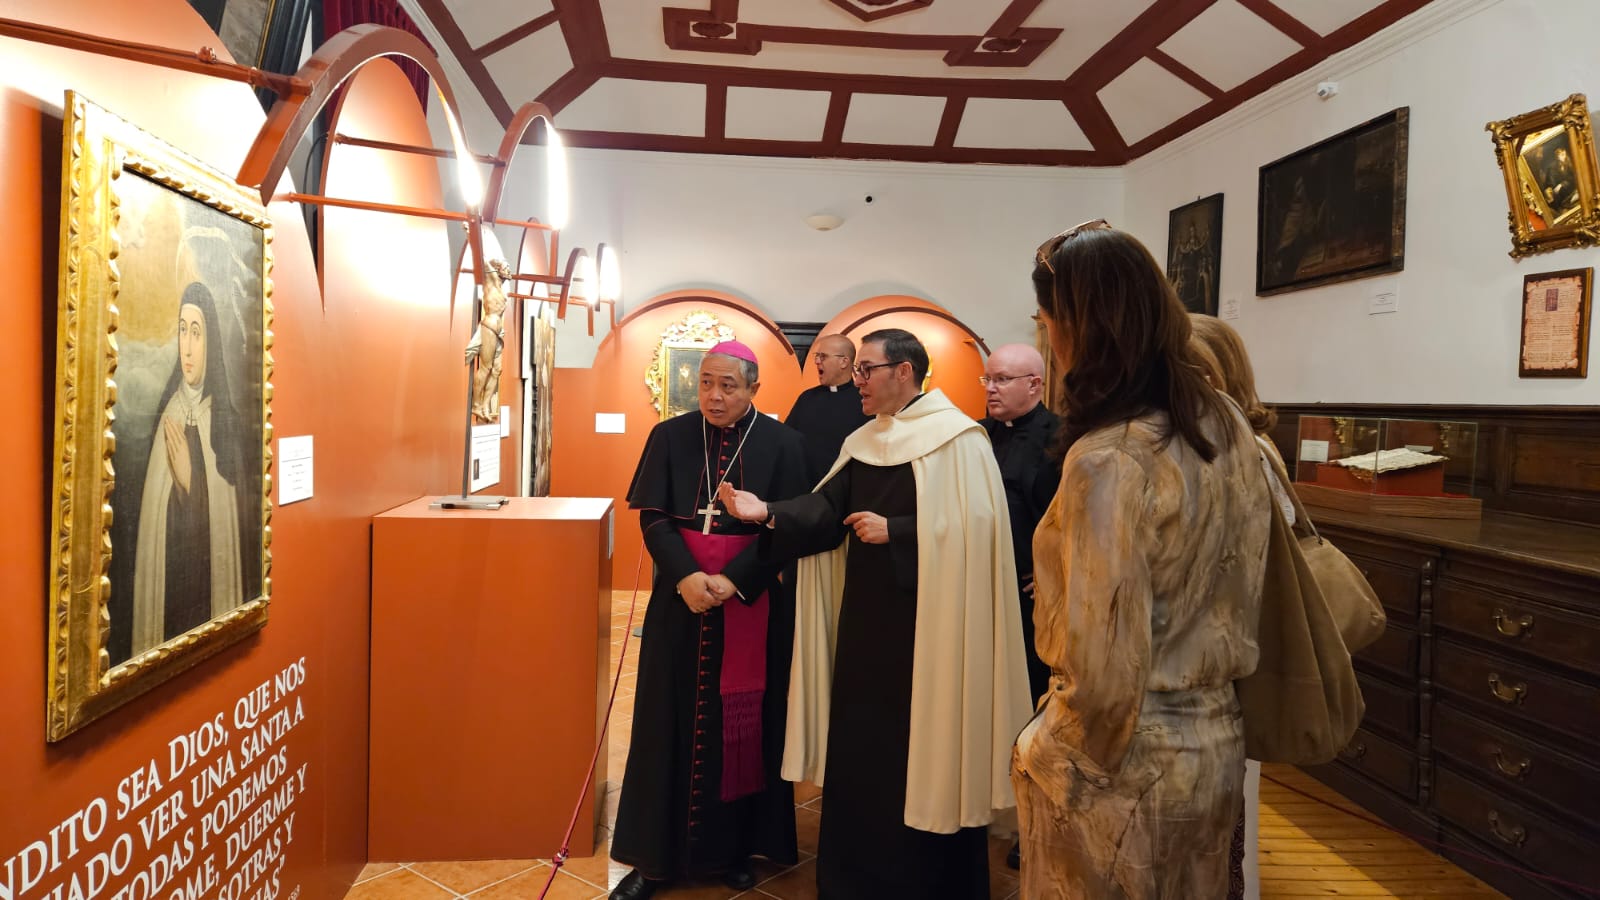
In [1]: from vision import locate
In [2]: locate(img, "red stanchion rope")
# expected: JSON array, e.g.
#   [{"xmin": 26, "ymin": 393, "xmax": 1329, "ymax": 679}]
[
  {"xmin": 536, "ymin": 540, "xmax": 648, "ymax": 900},
  {"xmin": 1261, "ymin": 772, "xmax": 1600, "ymax": 897}
]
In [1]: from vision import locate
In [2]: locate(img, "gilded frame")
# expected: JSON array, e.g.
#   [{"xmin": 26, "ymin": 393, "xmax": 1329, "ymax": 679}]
[
  {"xmin": 1487, "ymin": 94, "xmax": 1600, "ymax": 258},
  {"xmin": 645, "ymin": 311, "xmax": 734, "ymax": 421},
  {"xmin": 48, "ymin": 92, "xmax": 275, "ymax": 741}
]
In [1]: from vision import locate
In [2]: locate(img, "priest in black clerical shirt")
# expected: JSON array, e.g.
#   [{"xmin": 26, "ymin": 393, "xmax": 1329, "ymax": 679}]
[
  {"xmin": 979, "ymin": 343, "xmax": 1060, "ymax": 874},
  {"xmin": 978, "ymin": 343, "xmax": 1060, "ymax": 707},
  {"xmin": 610, "ymin": 341, "xmax": 810, "ymax": 900},
  {"xmin": 785, "ymin": 334, "xmax": 872, "ymax": 483}
]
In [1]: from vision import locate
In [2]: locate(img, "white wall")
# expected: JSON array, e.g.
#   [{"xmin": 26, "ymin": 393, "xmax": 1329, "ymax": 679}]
[
  {"xmin": 494, "ymin": 149, "xmax": 1123, "ymax": 367},
  {"xmin": 1125, "ymin": 0, "xmax": 1600, "ymax": 405},
  {"xmin": 427, "ymin": 0, "xmax": 1600, "ymax": 401}
]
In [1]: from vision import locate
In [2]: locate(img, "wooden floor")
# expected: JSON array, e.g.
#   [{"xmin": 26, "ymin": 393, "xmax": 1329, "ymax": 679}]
[
  {"xmin": 1257, "ymin": 765, "xmax": 1503, "ymax": 898},
  {"xmin": 343, "ymin": 590, "xmax": 1505, "ymax": 900}
]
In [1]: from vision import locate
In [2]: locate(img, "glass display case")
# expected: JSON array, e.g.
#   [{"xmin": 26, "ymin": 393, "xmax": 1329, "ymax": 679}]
[{"xmin": 1294, "ymin": 416, "xmax": 1481, "ymax": 518}]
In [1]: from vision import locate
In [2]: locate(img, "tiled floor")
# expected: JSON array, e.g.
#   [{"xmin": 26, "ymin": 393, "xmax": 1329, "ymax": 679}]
[{"xmin": 345, "ymin": 591, "xmax": 1503, "ymax": 900}]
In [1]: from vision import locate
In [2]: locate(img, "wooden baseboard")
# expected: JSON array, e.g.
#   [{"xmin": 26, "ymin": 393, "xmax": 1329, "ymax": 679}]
[{"xmin": 1295, "ymin": 483, "xmax": 1483, "ymax": 520}]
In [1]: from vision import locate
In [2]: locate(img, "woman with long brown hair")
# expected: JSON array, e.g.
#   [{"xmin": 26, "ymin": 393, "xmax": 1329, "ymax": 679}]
[{"xmin": 1011, "ymin": 222, "xmax": 1271, "ymax": 898}]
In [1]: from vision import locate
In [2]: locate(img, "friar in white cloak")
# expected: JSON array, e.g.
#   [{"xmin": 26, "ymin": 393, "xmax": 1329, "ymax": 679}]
[{"xmin": 720, "ymin": 328, "xmax": 1034, "ymax": 899}]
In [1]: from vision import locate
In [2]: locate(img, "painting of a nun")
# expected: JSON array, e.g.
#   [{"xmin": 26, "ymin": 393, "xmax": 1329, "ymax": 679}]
[{"xmin": 131, "ymin": 282, "xmax": 248, "ymax": 654}]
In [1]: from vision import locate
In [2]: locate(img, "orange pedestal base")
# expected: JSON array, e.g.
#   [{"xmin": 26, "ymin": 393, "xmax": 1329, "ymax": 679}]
[{"xmin": 370, "ymin": 496, "xmax": 615, "ymax": 861}]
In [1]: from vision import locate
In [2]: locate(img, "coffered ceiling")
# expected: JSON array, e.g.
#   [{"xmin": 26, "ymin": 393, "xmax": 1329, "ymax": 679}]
[{"xmin": 411, "ymin": 0, "xmax": 1433, "ymax": 165}]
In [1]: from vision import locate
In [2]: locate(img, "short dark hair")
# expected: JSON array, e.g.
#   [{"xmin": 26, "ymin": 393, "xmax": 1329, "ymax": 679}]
[{"xmin": 861, "ymin": 328, "xmax": 928, "ymax": 384}]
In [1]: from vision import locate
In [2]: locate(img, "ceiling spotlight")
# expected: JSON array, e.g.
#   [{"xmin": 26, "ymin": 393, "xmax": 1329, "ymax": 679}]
[{"xmin": 805, "ymin": 214, "xmax": 844, "ymax": 231}]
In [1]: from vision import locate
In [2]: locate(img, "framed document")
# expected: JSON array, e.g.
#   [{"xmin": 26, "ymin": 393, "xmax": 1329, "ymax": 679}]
[{"xmin": 1519, "ymin": 268, "xmax": 1592, "ymax": 378}]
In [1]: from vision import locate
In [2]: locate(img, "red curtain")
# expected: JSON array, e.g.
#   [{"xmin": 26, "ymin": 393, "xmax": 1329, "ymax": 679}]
[{"xmin": 322, "ymin": 0, "xmax": 433, "ymax": 109}]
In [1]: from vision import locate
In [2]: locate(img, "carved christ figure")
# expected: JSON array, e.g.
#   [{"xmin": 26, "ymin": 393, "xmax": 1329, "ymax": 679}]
[{"xmin": 467, "ymin": 258, "xmax": 513, "ymax": 424}]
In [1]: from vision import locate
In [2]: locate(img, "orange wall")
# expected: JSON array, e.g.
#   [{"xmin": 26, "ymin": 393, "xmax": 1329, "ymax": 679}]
[
  {"xmin": 0, "ymin": 6, "xmax": 479, "ymax": 899},
  {"xmin": 551, "ymin": 292, "xmax": 806, "ymax": 586},
  {"xmin": 819, "ymin": 294, "xmax": 990, "ymax": 420}
]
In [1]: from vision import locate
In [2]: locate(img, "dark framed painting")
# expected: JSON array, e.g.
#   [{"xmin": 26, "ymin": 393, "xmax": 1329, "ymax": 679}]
[
  {"xmin": 1166, "ymin": 193, "xmax": 1224, "ymax": 315},
  {"xmin": 1257, "ymin": 108, "xmax": 1409, "ymax": 296},
  {"xmin": 183, "ymin": 0, "xmax": 315, "ymax": 108},
  {"xmin": 48, "ymin": 92, "xmax": 274, "ymax": 741}
]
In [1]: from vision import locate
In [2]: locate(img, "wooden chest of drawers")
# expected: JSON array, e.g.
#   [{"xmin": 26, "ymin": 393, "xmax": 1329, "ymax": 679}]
[{"xmin": 1303, "ymin": 513, "xmax": 1600, "ymax": 900}]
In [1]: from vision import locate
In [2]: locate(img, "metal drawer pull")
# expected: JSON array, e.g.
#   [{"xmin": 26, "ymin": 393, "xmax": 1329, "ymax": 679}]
[
  {"xmin": 1493, "ymin": 609, "xmax": 1535, "ymax": 638},
  {"xmin": 1492, "ymin": 749, "xmax": 1531, "ymax": 779},
  {"xmin": 1487, "ymin": 673, "xmax": 1527, "ymax": 705},
  {"xmin": 1487, "ymin": 810, "xmax": 1528, "ymax": 848},
  {"xmin": 1339, "ymin": 741, "xmax": 1367, "ymax": 762}
]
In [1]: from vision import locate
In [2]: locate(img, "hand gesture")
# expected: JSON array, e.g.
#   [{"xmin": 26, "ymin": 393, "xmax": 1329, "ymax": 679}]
[
  {"xmin": 162, "ymin": 417, "xmax": 194, "ymax": 495},
  {"xmin": 842, "ymin": 511, "xmax": 889, "ymax": 544},
  {"xmin": 677, "ymin": 572, "xmax": 723, "ymax": 614},
  {"xmin": 1023, "ymin": 576, "xmax": 1036, "ymax": 598},
  {"xmin": 706, "ymin": 574, "xmax": 737, "ymax": 603},
  {"xmin": 718, "ymin": 482, "xmax": 769, "ymax": 523}
]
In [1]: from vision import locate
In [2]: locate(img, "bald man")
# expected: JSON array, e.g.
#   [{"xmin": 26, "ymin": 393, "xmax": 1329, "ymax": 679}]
[
  {"xmin": 979, "ymin": 344, "xmax": 1059, "ymax": 871},
  {"xmin": 785, "ymin": 334, "xmax": 873, "ymax": 483},
  {"xmin": 979, "ymin": 344, "xmax": 1059, "ymax": 704}
]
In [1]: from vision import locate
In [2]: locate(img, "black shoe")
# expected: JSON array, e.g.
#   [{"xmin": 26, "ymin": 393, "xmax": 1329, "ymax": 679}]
[
  {"xmin": 1006, "ymin": 839, "xmax": 1021, "ymax": 870},
  {"xmin": 610, "ymin": 869, "xmax": 664, "ymax": 900},
  {"xmin": 722, "ymin": 863, "xmax": 757, "ymax": 891}
]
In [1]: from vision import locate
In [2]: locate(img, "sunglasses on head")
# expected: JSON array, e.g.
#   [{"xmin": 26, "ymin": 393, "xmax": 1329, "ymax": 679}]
[{"xmin": 1035, "ymin": 218, "xmax": 1112, "ymax": 274}]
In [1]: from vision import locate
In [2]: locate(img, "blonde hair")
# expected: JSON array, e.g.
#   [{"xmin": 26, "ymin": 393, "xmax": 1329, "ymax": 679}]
[{"xmin": 1188, "ymin": 314, "xmax": 1276, "ymax": 435}]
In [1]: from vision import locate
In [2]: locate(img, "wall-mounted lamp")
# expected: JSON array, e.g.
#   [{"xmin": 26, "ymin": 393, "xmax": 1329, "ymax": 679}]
[{"xmin": 805, "ymin": 213, "xmax": 844, "ymax": 231}]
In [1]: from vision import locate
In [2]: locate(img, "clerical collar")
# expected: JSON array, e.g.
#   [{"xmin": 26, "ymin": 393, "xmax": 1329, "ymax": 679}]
[
  {"xmin": 829, "ymin": 385, "xmax": 838, "ymax": 393},
  {"xmin": 1004, "ymin": 403, "xmax": 1043, "ymax": 429},
  {"xmin": 705, "ymin": 404, "xmax": 757, "ymax": 435}
]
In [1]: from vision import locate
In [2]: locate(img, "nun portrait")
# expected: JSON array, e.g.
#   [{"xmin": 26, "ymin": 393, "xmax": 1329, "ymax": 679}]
[{"xmin": 130, "ymin": 281, "xmax": 247, "ymax": 655}]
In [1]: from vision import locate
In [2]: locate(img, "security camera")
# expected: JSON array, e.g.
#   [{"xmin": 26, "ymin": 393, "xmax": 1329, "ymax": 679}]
[
  {"xmin": 864, "ymin": 195, "xmax": 874, "ymax": 204},
  {"xmin": 1315, "ymin": 81, "xmax": 1339, "ymax": 100}
]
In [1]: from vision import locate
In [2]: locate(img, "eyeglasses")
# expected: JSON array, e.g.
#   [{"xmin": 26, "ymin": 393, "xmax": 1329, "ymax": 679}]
[
  {"xmin": 1035, "ymin": 218, "xmax": 1112, "ymax": 274},
  {"xmin": 978, "ymin": 373, "xmax": 1039, "ymax": 388},
  {"xmin": 852, "ymin": 361, "xmax": 900, "ymax": 380},
  {"xmin": 811, "ymin": 352, "xmax": 850, "ymax": 363}
]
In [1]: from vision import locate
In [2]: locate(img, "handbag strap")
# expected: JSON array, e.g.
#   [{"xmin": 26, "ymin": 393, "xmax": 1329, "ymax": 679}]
[
  {"xmin": 1256, "ymin": 435, "xmax": 1322, "ymax": 543},
  {"xmin": 1214, "ymin": 393, "xmax": 1323, "ymax": 542}
]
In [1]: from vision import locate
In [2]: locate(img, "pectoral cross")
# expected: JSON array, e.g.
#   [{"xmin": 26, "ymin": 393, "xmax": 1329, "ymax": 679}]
[{"xmin": 698, "ymin": 503, "xmax": 721, "ymax": 534}]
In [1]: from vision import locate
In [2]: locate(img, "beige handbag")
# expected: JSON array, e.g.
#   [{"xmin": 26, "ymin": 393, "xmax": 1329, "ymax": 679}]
[
  {"xmin": 1263, "ymin": 446, "xmax": 1387, "ymax": 653},
  {"xmin": 1236, "ymin": 447, "xmax": 1376, "ymax": 765}
]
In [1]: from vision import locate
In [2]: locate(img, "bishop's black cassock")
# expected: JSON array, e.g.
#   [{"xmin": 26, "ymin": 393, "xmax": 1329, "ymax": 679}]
[
  {"xmin": 785, "ymin": 382, "xmax": 872, "ymax": 484},
  {"xmin": 612, "ymin": 405, "xmax": 809, "ymax": 880}
]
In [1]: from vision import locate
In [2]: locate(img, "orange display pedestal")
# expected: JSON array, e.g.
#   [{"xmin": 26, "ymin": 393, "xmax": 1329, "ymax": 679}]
[{"xmin": 370, "ymin": 496, "xmax": 615, "ymax": 861}]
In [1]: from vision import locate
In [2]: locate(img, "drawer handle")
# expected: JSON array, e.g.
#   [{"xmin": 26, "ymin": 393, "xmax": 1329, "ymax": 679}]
[
  {"xmin": 1493, "ymin": 609, "xmax": 1535, "ymax": 639},
  {"xmin": 1492, "ymin": 749, "xmax": 1532, "ymax": 780},
  {"xmin": 1487, "ymin": 673, "xmax": 1527, "ymax": 705},
  {"xmin": 1339, "ymin": 741, "xmax": 1367, "ymax": 762},
  {"xmin": 1487, "ymin": 810, "xmax": 1528, "ymax": 848}
]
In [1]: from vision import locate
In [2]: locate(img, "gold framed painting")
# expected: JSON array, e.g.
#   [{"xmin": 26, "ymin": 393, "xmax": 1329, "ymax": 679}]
[
  {"xmin": 48, "ymin": 92, "xmax": 274, "ymax": 741},
  {"xmin": 645, "ymin": 311, "xmax": 734, "ymax": 421},
  {"xmin": 1487, "ymin": 94, "xmax": 1600, "ymax": 258}
]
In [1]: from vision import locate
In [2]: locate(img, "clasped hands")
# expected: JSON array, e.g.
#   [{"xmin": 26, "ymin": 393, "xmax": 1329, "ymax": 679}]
[
  {"xmin": 716, "ymin": 483, "xmax": 890, "ymax": 545},
  {"xmin": 678, "ymin": 571, "xmax": 736, "ymax": 614}
]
